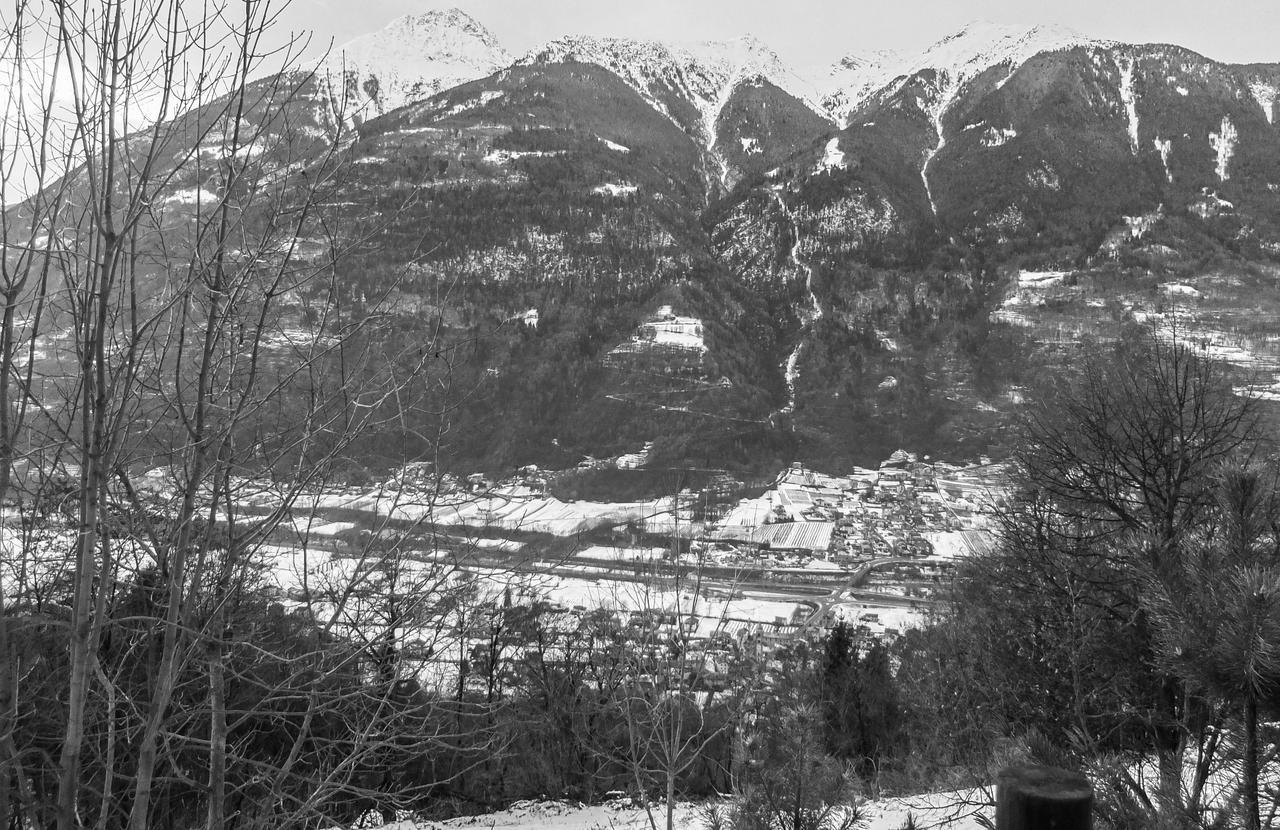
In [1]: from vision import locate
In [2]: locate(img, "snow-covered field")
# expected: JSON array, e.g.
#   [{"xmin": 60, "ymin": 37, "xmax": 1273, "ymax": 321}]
[
  {"xmin": 575, "ymin": 545, "xmax": 668, "ymax": 562},
  {"xmin": 280, "ymin": 486, "xmax": 683, "ymax": 537},
  {"xmin": 354, "ymin": 790, "xmax": 992, "ymax": 830},
  {"xmin": 923, "ymin": 531, "xmax": 972, "ymax": 560},
  {"xmin": 610, "ymin": 305, "xmax": 708, "ymax": 355},
  {"xmin": 831, "ymin": 602, "xmax": 924, "ymax": 635}
]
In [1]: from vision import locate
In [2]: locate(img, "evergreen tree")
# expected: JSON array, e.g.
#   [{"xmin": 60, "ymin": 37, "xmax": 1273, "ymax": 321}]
[
  {"xmin": 734, "ymin": 698, "xmax": 859, "ymax": 830},
  {"xmin": 852, "ymin": 643, "xmax": 899, "ymax": 779},
  {"xmin": 819, "ymin": 623, "xmax": 858, "ymax": 762},
  {"xmin": 1145, "ymin": 461, "xmax": 1280, "ymax": 830},
  {"xmin": 817, "ymin": 624, "xmax": 900, "ymax": 779}
]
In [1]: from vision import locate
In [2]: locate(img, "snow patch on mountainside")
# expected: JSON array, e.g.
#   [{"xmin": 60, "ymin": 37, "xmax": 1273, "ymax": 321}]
[
  {"xmin": 1250, "ymin": 81, "xmax": 1279, "ymax": 125},
  {"xmin": 981, "ymin": 126, "xmax": 1017, "ymax": 147},
  {"xmin": 322, "ymin": 9, "xmax": 511, "ymax": 120},
  {"xmin": 1101, "ymin": 207, "xmax": 1163, "ymax": 256},
  {"xmin": 1210, "ymin": 116, "xmax": 1238, "ymax": 181},
  {"xmin": 920, "ymin": 73, "xmax": 954, "ymax": 216},
  {"xmin": 1116, "ymin": 55, "xmax": 1141, "ymax": 154},
  {"xmin": 438, "ymin": 89, "xmax": 504, "ymax": 118},
  {"xmin": 592, "ymin": 182, "xmax": 638, "ymax": 197},
  {"xmin": 1192, "ymin": 189, "xmax": 1234, "ymax": 218},
  {"xmin": 769, "ymin": 189, "xmax": 826, "ymax": 419},
  {"xmin": 1154, "ymin": 137, "xmax": 1174, "ymax": 182},
  {"xmin": 818, "ymin": 137, "xmax": 847, "ymax": 171},
  {"xmin": 483, "ymin": 148, "xmax": 564, "ymax": 165}
]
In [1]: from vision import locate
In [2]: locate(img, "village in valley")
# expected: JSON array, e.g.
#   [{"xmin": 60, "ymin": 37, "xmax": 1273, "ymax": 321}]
[{"xmin": 244, "ymin": 449, "xmax": 1009, "ymax": 697}]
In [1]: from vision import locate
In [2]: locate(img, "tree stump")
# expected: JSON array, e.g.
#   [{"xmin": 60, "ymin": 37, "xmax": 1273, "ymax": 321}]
[{"xmin": 996, "ymin": 765, "xmax": 1093, "ymax": 830}]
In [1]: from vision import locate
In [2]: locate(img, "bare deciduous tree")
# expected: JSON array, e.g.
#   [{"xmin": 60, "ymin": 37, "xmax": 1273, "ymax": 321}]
[{"xmin": 0, "ymin": 1, "xmax": 477, "ymax": 827}]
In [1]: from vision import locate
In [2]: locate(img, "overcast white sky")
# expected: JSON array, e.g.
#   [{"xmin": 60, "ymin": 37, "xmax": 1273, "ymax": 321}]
[{"xmin": 278, "ymin": 0, "xmax": 1280, "ymax": 69}]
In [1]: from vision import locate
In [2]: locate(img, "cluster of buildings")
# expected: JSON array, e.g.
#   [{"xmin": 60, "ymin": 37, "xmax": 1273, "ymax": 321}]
[{"xmin": 700, "ymin": 453, "xmax": 1006, "ymax": 569}]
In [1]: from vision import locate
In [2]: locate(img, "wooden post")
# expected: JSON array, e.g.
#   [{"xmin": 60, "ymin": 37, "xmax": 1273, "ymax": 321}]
[{"xmin": 996, "ymin": 765, "xmax": 1093, "ymax": 830}]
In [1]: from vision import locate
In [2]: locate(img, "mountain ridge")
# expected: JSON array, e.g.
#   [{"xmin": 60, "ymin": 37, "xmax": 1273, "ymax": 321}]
[
  {"xmin": 16, "ymin": 10, "xmax": 1280, "ymax": 476},
  {"xmin": 322, "ymin": 7, "xmax": 511, "ymax": 121},
  {"xmin": 319, "ymin": 11, "xmax": 1280, "ymax": 130}
]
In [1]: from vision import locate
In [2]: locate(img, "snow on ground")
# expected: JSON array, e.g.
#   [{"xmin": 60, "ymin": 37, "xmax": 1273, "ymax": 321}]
[
  {"xmin": 323, "ymin": 9, "xmax": 511, "ymax": 117},
  {"xmin": 980, "ymin": 126, "xmax": 1016, "ymax": 147},
  {"xmin": 598, "ymin": 137, "xmax": 631, "ymax": 153},
  {"xmin": 445, "ymin": 569, "xmax": 807, "ymax": 633},
  {"xmin": 616, "ymin": 441, "xmax": 654, "ymax": 469},
  {"xmin": 286, "ymin": 517, "xmax": 357, "ymax": 537},
  {"xmin": 860, "ymin": 789, "xmax": 991, "ymax": 830},
  {"xmin": 832, "ymin": 602, "xmax": 924, "ymax": 635},
  {"xmin": 1016, "ymin": 270, "xmax": 1069, "ymax": 288},
  {"xmin": 611, "ymin": 305, "xmax": 707, "ymax": 355},
  {"xmin": 1100, "ymin": 208, "xmax": 1163, "ymax": 255},
  {"xmin": 520, "ymin": 34, "xmax": 829, "ymax": 146},
  {"xmin": 817, "ymin": 136, "xmax": 847, "ymax": 171},
  {"xmin": 164, "ymin": 187, "xmax": 219, "ymax": 205},
  {"xmin": 260, "ymin": 327, "xmax": 338, "ymax": 351},
  {"xmin": 391, "ymin": 126, "xmax": 449, "ymax": 136},
  {"xmin": 483, "ymin": 148, "xmax": 565, "ymax": 165},
  {"xmin": 718, "ymin": 496, "xmax": 774, "ymax": 529},
  {"xmin": 591, "ymin": 182, "xmax": 639, "ymax": 197},
  {"xmin": 1000, "ymin": 270, "xmax": 1071, "ymax": 309},
  {"xmin": 1250, "ymin": 81, "xmax": 1278, "ymax": 124},
  {"xmin": 356, "ymin": 790, "xmax": 991, "ymax": 830},
  {"xmin": 196, "ymin": 140, "xmax": 268, "ymax": 161},
  {"xmin": 1155, "ymin": 137, "xmax": 1174, "ymax": 182},
  {"xmin": 575, "ymin": 545, "xmax": 667, "ymax": 562},
  {"xmin": 1210, "ymin": 116, "xmax": 1238, "ymax": 182},
  {"xmin": 924, "ymin": 531, "xmax": 969, "ymax": 560},
  {"xmin": 1237, "ymin": 375, "xmax": 1280, "ymax": 402},
  {"xmin": 1117, "ymin": 55, "xmax": 1140, "ymax": 155},
  {"xmin": 386, "ymin": 800, "xmax": 704, "ymax": 830},
  {"xmin": 1160, "ymin": 282, "xmax": 1202, "ymax": 299},
  {"xmin": 1134, "ymin": 315, "xmax": 1280, "ymax": 375},
  {"xmin": 822, "ymin": 22, "xmax": 1096, "ymax": 124},
  {"xmin": 283, "ymin": 486, "xmax": 681, "ymax": 537}
]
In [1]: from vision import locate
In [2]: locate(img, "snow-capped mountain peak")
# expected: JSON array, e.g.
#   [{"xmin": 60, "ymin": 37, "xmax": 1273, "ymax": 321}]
[
  {"xmin": 322, "ymin": 8, "xmax": 511, "ymax": 120},
  {"xmin": 823, "ymin": 21, "xmax": 1101, "ymax": 124},
  {"xmin": 918, "ymin": 20, "xmax": 1097, "ymax": 81},
  {"xmin": 520, "ymin": 33, "xmax": 829, "ymax": 142}
]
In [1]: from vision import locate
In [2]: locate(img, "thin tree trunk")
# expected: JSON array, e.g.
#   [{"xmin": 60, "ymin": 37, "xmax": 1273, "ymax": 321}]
[
  {"xmin": 1245, "ymin": 695, "xmax": 1260, "ymax": 830},
  {"xmin": 0, "ymin": 612, "xmax": 10, "ymax": 830},
  {"xmin": 93, "ymin": 660, "xmax": 117, "ymax": 830},
  {"xmin": 57, "ymin": 419, "xmax": 107, "ymax": 830},
  {"xmin": 207, "ymin": 621, "xmax": 228, "ymax": 830},
  {"xmin": 1155, "ymin": 674, "xmax": 1184, "ymax": 814},
  {"xmin": 666, "ymin": 765, "xmax": 674, "ymax": 830}
]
